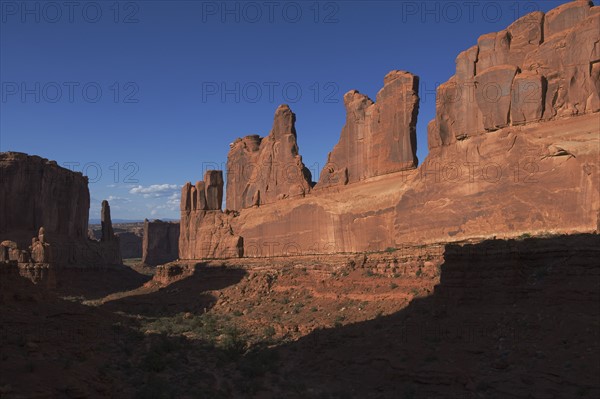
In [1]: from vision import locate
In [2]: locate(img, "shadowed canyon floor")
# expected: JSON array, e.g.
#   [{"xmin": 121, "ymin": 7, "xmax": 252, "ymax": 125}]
[{"xmin": 1, "ymin": 234, "xmax": 598, "ymax": 398}]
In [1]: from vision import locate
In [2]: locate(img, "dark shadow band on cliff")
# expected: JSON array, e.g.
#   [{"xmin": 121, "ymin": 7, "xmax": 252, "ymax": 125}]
[{"xmin": 262, "ymin": 234, "xmax": 600, "ymax": 398}]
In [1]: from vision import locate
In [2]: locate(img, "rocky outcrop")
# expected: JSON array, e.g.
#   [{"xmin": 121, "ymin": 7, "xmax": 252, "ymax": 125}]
[
  {"xmin": 226, "ymin": 105, "xmax": 313, "ymax": 210},
  {"xmin": 428, "ymin": 0, "xmax": 600, "ymax": 148},
  {"xmin": 142, "ymin": 219, "xmax": 180, "ymax": 266},
  {"xmin": 180, "ymin": 171, "xmax": 243, "ymax": 259},
  {"xmin": 0, "ymin": 152, "xmax": 89, "ymax": 249},
  {"xmin": 318, "ymin": 71, "xmax": 419, "ymax": 188},
  {"xmin": 0, "ymin": 152, "xmax": 122, "ymax": 267},
  {"xmin": 100, "ymin": 200, "xmax": 115, "ymax": 242},
  {"xmin": 116, "ymin": 231, "xmax": 143, "ymax": 259},
  {"xmin": 169, "ymin": 3, "xmax": 599, "ymax": 259},
  {"xmin": 232, "ymin": 110, "xmax": 598, "ymax": 256}
]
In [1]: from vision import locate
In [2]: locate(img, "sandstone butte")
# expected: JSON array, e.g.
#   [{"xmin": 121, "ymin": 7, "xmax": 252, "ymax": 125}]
[
  {"xmin": 0, "ymin": 1, "xmax": 598, "ymax": 266},
  {"xmin": 0, "ymin": 152, "xmax": 121, "ymax": 279},
  {"xmin": 178, "ymin": 0, "xmax": 599, "ymax": 259},
  {"xmin": 141, "ymin": 219, "xmax": 180, "ymax": 266}
]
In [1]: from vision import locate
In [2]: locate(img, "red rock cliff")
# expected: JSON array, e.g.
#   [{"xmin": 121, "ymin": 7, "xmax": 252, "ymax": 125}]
[
  {"xmin": 226, "ymin": 105, "xmax": 313, "ymax": 210},
  {"xmin": 428, "ymin": 0, "xmax": 600, "ymax": 149},
  {"xmin": 0, "ymin": 152, "xmax": 89, "ymax": 247},
  {"xmin": 179, "ymin": 170, "xmax": 243, "ymax": 259},
  {"xmin": 0, "ymin": 152, "xmax": 122, "ymax": 267},
  {"xmin": 318, "ymin": 71, "xmax": 419, "ymax": 188},
  {"xmin": 142, "ymin": 219, "xmax": 180, "ymax": 266}
]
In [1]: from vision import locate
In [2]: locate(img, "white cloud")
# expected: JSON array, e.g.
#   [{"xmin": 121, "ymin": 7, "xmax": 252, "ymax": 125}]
[
  {"xmin": 129, "ymin": 184, "xmax": 180, "ymax": 198},
  {"xmin": 106, "ymin": 195, "xmax": 131, "ymax": 204},
  {"xmin": 147, "ymin": 192, "xmax": 181, "ymax": 217}
]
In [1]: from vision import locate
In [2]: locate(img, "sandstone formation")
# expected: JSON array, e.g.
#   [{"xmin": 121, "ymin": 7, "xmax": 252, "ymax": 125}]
[
  {"xmin": 226, "ymin": 105, "xmax": 313, "ymax": 210},
  {"xmin": 0, "ymin": 152, "xmax": 122, "ymax": 267},
  {"xmin": 0, "ymin": 153, "xmax": 89, "ymax": 248},
  {"xmin": 116, "ymin": 230, "xmax": 143, "ymax": 259},
  {"xmin": 100, "ymin": 200, "xmax": 115, "ymax": 242},
  {"xmin": 428, "ymin": 0, "xmax": 600, "ymax": 148},
  {"xmin": 141, "ymin": 219, "xmax": 180, "ymax": 266},
  {"xmin": 318, "ymin": 71, "xmax": 419, "ymax": 188},
  {"xmin": 175, "ymin": 2, "xmax": 598, "ymax": 258},
  {"xmin": 180, "ymin": 170, "xmax": 243, "ymax": 259},
  {"xmin": 89, "ymin": 224, "xmax": 143, "ymax": 259}
]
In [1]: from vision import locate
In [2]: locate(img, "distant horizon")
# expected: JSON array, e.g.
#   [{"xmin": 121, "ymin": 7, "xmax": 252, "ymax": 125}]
[{"xmin": 1, "ymin": 0, "xmax": 568, "ymax": 220}]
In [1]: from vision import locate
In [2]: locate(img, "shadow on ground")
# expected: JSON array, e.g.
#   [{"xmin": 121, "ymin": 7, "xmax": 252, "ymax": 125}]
[
  {"xmin": 101, "ymin": 264, "xmax": 247, "ymax": 317},
  {"xmin": 52, "ymin": 263, "xmax": 152, "ymax": 300},
  {"xmin": 262, "ymin": 234, "xmax": 600, "ymax": 398},
  {"xmin": 2, "ymin": 234, "xmax": 598, "ymax": 398}
]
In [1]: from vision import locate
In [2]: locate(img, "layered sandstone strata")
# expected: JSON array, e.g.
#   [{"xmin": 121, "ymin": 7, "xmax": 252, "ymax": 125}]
[
  {"xmin": 0, "ymin": 152, "xmax": 122, "ymax": 266},
  {"xmin": 318, "ymin": 71, "xmax": 419, "ymax": 188},
  {"xmin": 179, "ymin": 1, "xmax": 599, "ymax": 260},
  {"xmin": 0, "ymin": 152, "xmax": 89, "ymax": 248},
  {"xmin": 180, "ymin": 171, "xmax": 243, "ymax": 259},
  {"xmin": 428, "ymin": 0, "xmax": 600, "ymax": 148},
  {"xmin": 142, "ymin": 219, "xmax": 180, "ymax": 266},
  {"xmin": 226, "ymin": 105, "xmax": 313, "ymax": 210}
]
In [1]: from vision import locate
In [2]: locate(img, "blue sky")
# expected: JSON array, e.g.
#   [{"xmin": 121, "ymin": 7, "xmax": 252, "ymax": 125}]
[{"xmin": 0, "ymin": 0, "xmax": 566, "ymax": 220}]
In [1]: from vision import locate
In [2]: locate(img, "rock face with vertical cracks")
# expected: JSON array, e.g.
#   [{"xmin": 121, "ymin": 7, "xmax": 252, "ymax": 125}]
[
  {"xmin": 429, "ymin": 1, "xmax": 600, "ymax": 148},
  {"xmin": 0, "ymin": 152, "xmax": 122, "ymax": 267},
  {"xmin": 226, "ymin": 105, "xmax": 313, "ymax": 211},
  {"xmin": 317, "ymin": 71, "xmax": 419, "ymax": 188},
  {"xmin": 180, "ymin": 170, "xmax": 243, "ymax": 259},
  {"xmin": 176, "ymin": 2, "xmax": 599, "ymax": 259},
  {"xmin": 142, "ymin": 219, "xmax": 179, "ymax": 266}
]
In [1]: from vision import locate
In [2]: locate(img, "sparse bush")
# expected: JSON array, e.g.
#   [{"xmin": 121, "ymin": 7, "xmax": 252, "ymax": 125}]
[
  {"xmin": 219, "ymin": 326, "xmax": 246, "ymax": 358},
  {"xmin": 264, "ymin": 325, "xmax": 276, "ymax": 338}
]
